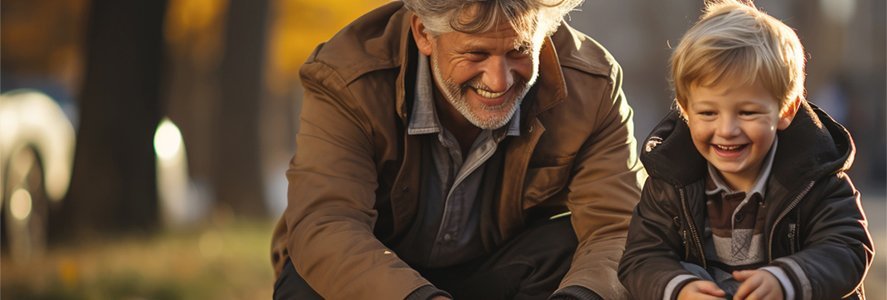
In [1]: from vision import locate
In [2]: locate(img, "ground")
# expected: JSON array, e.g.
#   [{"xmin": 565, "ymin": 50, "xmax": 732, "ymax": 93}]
[
  {"xmin": 2, "ymin": 219, "xmax": 275, "ymax": 300},
  {"xmin": 2, "ymin": 193, "xmax": 884, "ymax": 299}
]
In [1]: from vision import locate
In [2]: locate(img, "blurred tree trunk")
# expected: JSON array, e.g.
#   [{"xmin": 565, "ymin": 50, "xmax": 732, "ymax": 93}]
[
  {"xmin": 61, "ymin": 0, "xmax": 168, "ymax": 236},
  {"xmin": 213, "ymin": 0, "xmax": 270, "ymax": 217}
]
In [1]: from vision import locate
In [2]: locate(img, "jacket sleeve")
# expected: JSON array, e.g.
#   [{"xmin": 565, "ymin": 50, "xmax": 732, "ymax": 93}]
[
  {"xmin": 282, "ymin": 60, "xmax": 431, "ymax": 299},
  {"xmin": 618, "ymin": 178, "xmax": 698, "ymax": 300},
  {"xmin": 770, "ymin": 173, "xmax": 874, "ymax": 300},
  {"xmin": 556, "ymin": 62, "xmax": 644, "ymax": 299}
]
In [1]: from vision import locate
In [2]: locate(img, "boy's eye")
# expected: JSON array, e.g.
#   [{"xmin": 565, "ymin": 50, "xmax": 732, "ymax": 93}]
[
  {"xmin": 697, "ymin": 111, "xmax": 716, "ymax": 116},
  {"xmin": 739, "ymin": 110, "xmax": 767, "ymax": 118}
]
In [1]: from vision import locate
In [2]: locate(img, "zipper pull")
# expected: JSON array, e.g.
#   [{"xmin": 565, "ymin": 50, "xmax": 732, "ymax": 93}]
[{"xmin": 674, "ymin": 217, "xmax": 687, "ymax": 245}]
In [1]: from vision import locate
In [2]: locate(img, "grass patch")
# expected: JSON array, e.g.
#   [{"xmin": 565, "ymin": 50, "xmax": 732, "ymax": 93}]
[{"xmin": 2, "ymin": 219, "xmax": 275, "ymax": 300}]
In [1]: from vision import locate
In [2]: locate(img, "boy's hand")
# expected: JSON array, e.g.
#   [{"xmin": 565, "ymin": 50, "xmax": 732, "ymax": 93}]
[
  {"xmin": 733, "ymin": 270, "xmax": 783, "ymax": 300},
  {"xmin": 677, "ymin": 280, "xmax": 727, "ymax": 300}
]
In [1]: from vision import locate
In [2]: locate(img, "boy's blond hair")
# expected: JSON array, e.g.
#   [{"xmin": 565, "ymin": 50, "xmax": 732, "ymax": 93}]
[{"xmin": 671, "ymin": 0, "xmax": 806, "ymax": 113}]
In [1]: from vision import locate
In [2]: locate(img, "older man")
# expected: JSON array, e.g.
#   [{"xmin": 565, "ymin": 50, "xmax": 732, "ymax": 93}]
[{"xmin": 271, "ymin": 1, "xmax": 643, "ymax": 299}]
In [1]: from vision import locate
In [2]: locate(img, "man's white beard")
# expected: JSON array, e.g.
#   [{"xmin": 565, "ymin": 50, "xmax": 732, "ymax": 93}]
[{"xmin": 430, "ymin": 52, "xmax": 537, "ymax": 130}]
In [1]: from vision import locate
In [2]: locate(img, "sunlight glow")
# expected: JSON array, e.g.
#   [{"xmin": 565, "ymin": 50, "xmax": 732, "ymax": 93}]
[
  {"xmin": 10, "ymin": 188, "xmax": 33, "ymax": 221},
  {"xmin": 154, "ymin": 118, "xmax": 183, "ymax": 160}
]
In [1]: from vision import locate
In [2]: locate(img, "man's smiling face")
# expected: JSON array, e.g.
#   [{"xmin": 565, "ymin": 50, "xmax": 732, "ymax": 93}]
[{"xmin": 422, "ymin": 19, "xmax": 539, "ymax": 130}]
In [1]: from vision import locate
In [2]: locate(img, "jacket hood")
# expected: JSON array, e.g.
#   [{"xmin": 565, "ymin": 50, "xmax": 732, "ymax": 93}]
[{"xmin": 640, "ymin": 101, "xmax": 855, "ymax": 189}]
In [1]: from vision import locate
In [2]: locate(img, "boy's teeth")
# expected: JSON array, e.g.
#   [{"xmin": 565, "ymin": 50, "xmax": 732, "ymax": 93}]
[
  {"xmin": 716, "ymin": 145, "xmax": 741, "ymax": 150},
  {"xmin": 475, "ymin": 88, "xmax": 506, "ymax": 98}
]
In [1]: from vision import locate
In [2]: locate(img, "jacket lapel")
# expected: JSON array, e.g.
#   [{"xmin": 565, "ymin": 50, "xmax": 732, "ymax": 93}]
[
  {"xmin": 395, "ymin": 11, "xmax": 416, "ymax": 124},
  {"xmin": 387, "ymin": 13, "xmax": 420, "ymax": 238},
  {"xmin": 498, "ymin": 117, "xmax": 545, "ymax": 239}
]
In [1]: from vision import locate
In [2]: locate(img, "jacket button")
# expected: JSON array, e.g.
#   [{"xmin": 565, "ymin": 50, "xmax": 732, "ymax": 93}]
[{"xmin": 734, "ymin": 213, "xmax": 744, "ymax": 223}]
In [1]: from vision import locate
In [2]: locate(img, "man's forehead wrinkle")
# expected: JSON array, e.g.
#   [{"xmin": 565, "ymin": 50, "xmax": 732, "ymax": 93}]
[{"xmin": 452, "ymin": 34, "xmax": 530, "ymax": 52}]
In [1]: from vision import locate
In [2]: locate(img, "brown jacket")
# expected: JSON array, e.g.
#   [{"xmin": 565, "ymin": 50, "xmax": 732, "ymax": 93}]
[{"xmin": 271, "ymin": 2, "xmax": 643, "ymax": 299}]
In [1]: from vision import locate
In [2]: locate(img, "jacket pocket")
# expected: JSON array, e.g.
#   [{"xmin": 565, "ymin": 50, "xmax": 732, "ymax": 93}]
[{"xmin": 522, "ymin": 164, "xmax": 571, "ymax": 209}]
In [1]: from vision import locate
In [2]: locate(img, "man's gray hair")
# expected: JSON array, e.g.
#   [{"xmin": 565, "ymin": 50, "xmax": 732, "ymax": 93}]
[{"xmin": 403, "ymin": 0, "xmax": 583, "ymax": 43}]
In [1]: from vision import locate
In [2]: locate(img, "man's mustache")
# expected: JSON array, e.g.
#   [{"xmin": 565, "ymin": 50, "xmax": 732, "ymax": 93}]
[{"xmin": 458, "ymin": 73, "xmax": 527, "ymax": 96}]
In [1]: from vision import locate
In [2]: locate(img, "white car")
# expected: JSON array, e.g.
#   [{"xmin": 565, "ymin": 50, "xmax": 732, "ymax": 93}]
[{"xmin": 0, "ymin": 89, "xmax": 75, "ymax": 261}]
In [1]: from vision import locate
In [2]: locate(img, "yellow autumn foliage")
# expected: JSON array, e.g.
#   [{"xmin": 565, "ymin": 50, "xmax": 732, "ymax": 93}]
[
  {"xmin": 164, "ymin": 0, "xmax": 389, "ymax": 94},
  {"xmin": 267, "ymin": 0, "xmax": 389, "ymax": 92},
  {"xmin": 165, "ymin": 0, "xmax": 227, "ymax": 70}
]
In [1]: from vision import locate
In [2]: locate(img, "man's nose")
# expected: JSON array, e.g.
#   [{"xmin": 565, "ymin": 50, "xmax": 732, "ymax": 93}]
[{"xmin": 481, "ymin": 56, "xmax": 513, "ymax": 92}]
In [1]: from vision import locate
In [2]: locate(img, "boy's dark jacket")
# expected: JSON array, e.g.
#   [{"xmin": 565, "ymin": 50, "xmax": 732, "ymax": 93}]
[{"xmin": 618, "ymin": 102, "xmax": 874, "ymax": 300}]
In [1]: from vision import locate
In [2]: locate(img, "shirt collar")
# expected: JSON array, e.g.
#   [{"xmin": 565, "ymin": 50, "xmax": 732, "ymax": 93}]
[
  {"xmin": 407, "ymin": 52, "xmax": 520, "ymax": 137},
  {"xmin": 706, "ymin": 138, "xmax": 778, "ymax": 199}
]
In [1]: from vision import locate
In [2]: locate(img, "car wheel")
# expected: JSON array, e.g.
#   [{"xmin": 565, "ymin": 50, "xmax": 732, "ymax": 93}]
[{"xmin": 2, "ymin": 146, "xmax": 49, "ymax": 262}]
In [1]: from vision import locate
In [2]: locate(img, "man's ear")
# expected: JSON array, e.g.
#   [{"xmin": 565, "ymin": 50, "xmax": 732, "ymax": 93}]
[
  {"xmin": 777, "ymin": 96, "xmax": 802, "ymax": 130},
  {"xmin": 410, "ymin": 15, "xmax": 433, "ymax": 56}
]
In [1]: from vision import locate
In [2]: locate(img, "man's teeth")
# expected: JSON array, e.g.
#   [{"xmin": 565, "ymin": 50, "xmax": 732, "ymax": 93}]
[
  {"xmin": 715, "ymin": 144, "xmax": 742, "ymax": 151},
  {"xmin": 475, "ymin": 88, "xmax": 506, "ymax": 98}
]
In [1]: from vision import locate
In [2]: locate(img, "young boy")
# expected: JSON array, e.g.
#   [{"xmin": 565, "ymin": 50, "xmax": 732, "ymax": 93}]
[{"xmin": 618, "ymin": 1, "xmax": 874, "ymax": 299}]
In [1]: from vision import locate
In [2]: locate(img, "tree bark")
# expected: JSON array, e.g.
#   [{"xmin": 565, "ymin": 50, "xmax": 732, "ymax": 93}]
[
  {"xmin": 213, "ymin": 0, "xmax": 270, "ymax": 217},
  {"xmin": 61, "ymin": 0, "xmax": 168, "ymax": 236}
]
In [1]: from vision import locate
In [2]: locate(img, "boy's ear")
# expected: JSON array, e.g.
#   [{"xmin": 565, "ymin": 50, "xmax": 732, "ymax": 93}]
[
  {"xmin": 777, "ymin": 96, "xmax": 802, "ymax": 130},
  {"xmin": 676, "ymin": 98, "xmax": 689, "ymax": 121},
  {"xmin": 410, "ymin": 15, "xmax": 434, "ymax": 56}
]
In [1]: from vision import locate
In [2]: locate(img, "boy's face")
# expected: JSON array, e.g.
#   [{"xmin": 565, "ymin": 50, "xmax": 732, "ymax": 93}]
[{"xmin": 683, "ymin": 82, "xmax": 795, "ymax": 191}]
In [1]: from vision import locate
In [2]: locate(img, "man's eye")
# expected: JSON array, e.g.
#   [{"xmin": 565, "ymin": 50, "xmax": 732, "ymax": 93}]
[{"xmin": 511, "ymin": 46, "xmax": 531, "ymax": 57}]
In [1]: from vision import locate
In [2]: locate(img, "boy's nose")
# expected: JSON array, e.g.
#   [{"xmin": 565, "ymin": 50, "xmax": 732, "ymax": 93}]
[{"xmin": 716, "ymin": 117, "xmax": 741, "ymax": 137}]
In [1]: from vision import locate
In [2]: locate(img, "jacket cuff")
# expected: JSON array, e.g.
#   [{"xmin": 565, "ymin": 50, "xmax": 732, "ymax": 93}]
[
  {"xmin": 548, "ymin": 285, "xmax": 602, "ymax": 300},
  {"xmin": 760, "ymin": 265, "xmax": 795, "ymax": 300},
  {"xmin": 405, "ymin": 284, "xmax": 451, "ymax": 300},
  {"xmin": 664, "ymin": 274, "xmax": 699, "ymax": 300},
  {"xmin": 772, "ymin": 257, "xmax": 812, "ymax": 300}
]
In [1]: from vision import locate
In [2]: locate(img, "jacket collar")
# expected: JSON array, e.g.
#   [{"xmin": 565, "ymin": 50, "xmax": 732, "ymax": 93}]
[
  {"xmin": 770, "ymin": 102, "xmax": 855, "ymax": 189},
  {"xmin": 533, "ymin": 36, "xmax": 568, "ymax": 115},
  {"xmin": 639, "ymin": 109, "xmax": 707, "ymax": 187},
  {"xmin": 395, "ymin": 9, "xmax": 416, "ymax": 122}
]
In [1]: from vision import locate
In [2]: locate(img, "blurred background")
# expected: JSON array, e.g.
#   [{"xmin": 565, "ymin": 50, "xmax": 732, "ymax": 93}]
[{"xmin": 0, "ymin": 0, "xmax": 883, "ymax": 299}]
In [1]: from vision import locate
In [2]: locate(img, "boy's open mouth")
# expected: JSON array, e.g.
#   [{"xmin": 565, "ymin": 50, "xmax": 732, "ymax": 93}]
[{"xmin": 713, "ymin": 144, "xmax": 748, "ymax": 152}]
